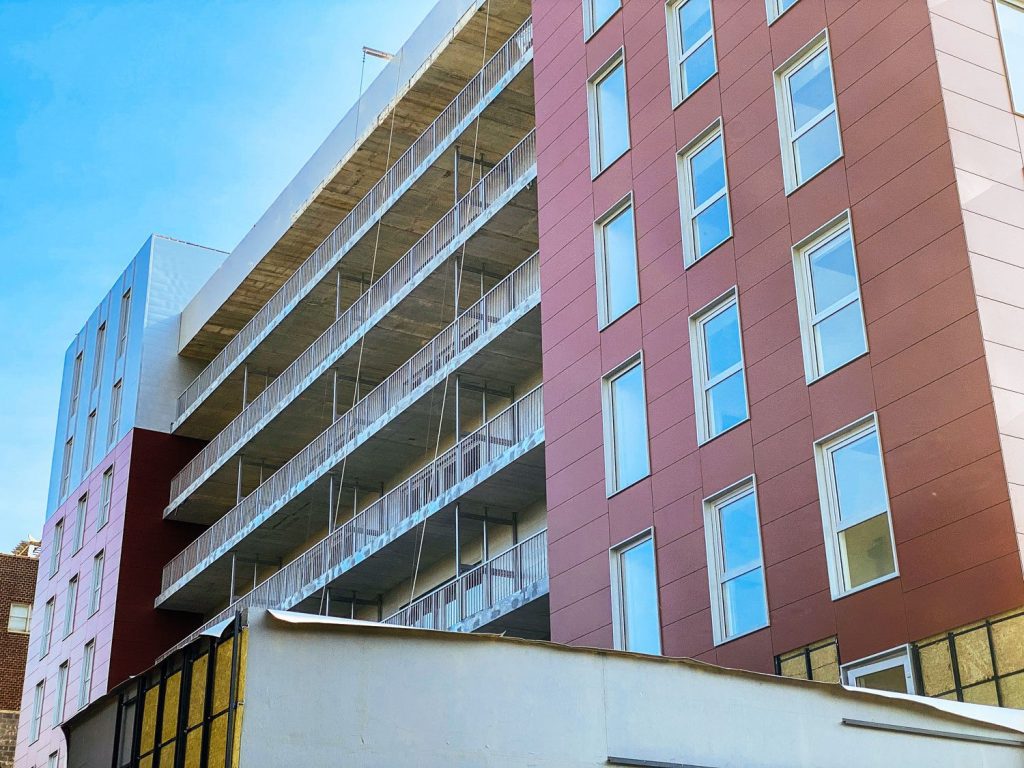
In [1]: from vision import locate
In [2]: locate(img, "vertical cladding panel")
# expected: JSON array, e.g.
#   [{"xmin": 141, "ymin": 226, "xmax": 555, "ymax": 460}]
[{"xmin": 535, "ymin": 0, "xmax": 1024, "ymax": 673}]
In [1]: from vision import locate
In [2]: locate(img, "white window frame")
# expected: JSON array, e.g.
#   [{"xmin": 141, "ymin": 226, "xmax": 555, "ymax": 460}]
[
  {"xmin": 30, "ymin": 679, "xmax": 45, "ymax": 742},
  {"xmin": 59, "ymin": 438, "xmax": 73, "ymax": 500},
  {"xmin": 83, "ymin": 410, "xmax": 97, "ymax": 470},
  {"xmin": 69, "ymin": 351, "xmax": 83, "ymax": 421},
  {"xmin": 92, "ymin": 321, "xmax": 106, "ymax": 391},
  {"xmin": 703, "ymin": 477, "xmax": 769, "ymax": 645},
  {"xmin": 610, "ymin": 529, "xmax": 662, "ymax": 654},
  {"xmin": 40, "ymin": 598, "xmax": 55, "ymax": 658},
  {"xmin": 601, "ymin": 353, "xmax": 652, "ymax": 496},
  {"xmin": 583, "ymin": 0, "xmax": 620, "ymax": 39},
  {"xmin": 792, "ymin": 211, "xmax": 868, "ymax": 382},
  {"xmin": 814, "ymin": 414, "xmax": 899, "ymax": 599},
  {"xmin": 108, "ymin": 379, "xmax": 123, "ymax": 447},
  {"xmin": 116, "ymin": 288, "xmax": 131, "ymax": 359},
  {"xmin": 79, "ymin": 639, "xmax": 96, "ymax": 710},
  {"xmin": 64, "ymin": 575, "xmax": 78, "ymax": 638},
  {"xmin": 49, "ymin": 519, "xmax": 64, "ymax": 578},
  {"xmin": 587, "ymin": 50, "xmax": 630, "ymax": 177},
  {"xmin": 53, "ymin": 661, "xmax": 69, "ymax": 726},
  {"xmin": 677, "ymin": 118, "xmax": 732, "ymax": 266},
  {"xmin": 594, "ymin": 193, "xmax": 640, "ymax": 328},
  {"xmin": 766, "ymin": 0, "xmax": 800, "ymax": 24},
  {"xmin": 98, "ymin": 465, "xmax": 114, "ymax": 530},
  {"xmin": 72, "ymin": 494, "xmax": 88, "ymax": 554},
  {"xmin": 49, "ymin": 752, "xmax": 59, "ymax": 768},
  {"xmin": 688, "ymin": 288, "xmax": 749, "ymax": 444},
  {"xmin": 7, "ymin": 602, "xmax": 31, "ymax": 634},
  {"xmin": 774, "ymin": 30, "xmax": 843, "ymax": 193},
  {"xmin": 841, "ymin": 645, "xmax": 916, "ymax": 694},
  {"xmin": 90, "ymin": 551, "xmax": 104, "ymax": 616},
  {"xmin": 665, "ymin": 0, "xmax": 718, "ymax": 106},
  {"xmin": 995, "ymin": 0, "xmax": 1024, "ymax": 116}
]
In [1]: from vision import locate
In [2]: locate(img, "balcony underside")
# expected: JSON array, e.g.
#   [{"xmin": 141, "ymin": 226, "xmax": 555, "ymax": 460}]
[
  {"xmin": 181, "ymin": 0, "xmax": 532, "ymax": 363},
  {"xmin": 169, "ymin": 183, "xmax": 539, "ymax": 522},
  {"xmin": 175, "ymin": 65, "xmax": 536, "ymax": 438},
  {"xmin": 464, "ymin": 585, "xmax": 549, "ymax": 639},
  {"xmin": 157, "ymin": 307, "xmax": 542, "ymax": 613}
]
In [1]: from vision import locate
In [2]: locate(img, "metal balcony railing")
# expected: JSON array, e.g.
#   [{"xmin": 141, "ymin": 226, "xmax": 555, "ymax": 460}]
[
  {"xmin": 383, "ymin": 529, "xmax": 548, "ymax": 631},
  {"xmin": 160, "ymin": 252, "xmax": 541, "ymax": 598},
  {"xmin": 174, "ymin": 17, "xmax": 534, "ymax": 426},
  {"xmin": 162, "ymin": 386, "xmax": 544, "ymax": 654},
  {"xmin": 168, "ymin": 129, "xmax": 537, "ymax": 510}
]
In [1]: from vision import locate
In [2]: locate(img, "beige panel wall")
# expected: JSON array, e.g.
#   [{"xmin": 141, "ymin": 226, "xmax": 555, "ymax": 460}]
[{"xmin": 930, "ymin": 0, "xmax": 1024, "ymax": 557}]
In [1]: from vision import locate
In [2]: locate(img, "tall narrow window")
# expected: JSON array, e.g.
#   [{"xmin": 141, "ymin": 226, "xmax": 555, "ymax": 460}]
[
  {"xmin": 48, "ymin": 752, "xmax": 59, "ymax": 768},
  {"xmin": 667, "ymin": 0, "xmax": 717, "ymax": 104},
  {"xmin": 775, "ymin": 32, "xmax": 842, "ymax": 191},
  {"xmin": 64, "ymin": 575, "xmax": 78, "ymax": 637},
  {"xmin": 584, "ymin": 0, "xmax": 620, "ymax": 37},
  {"xmin": 49, "ymin": 519, "xmax": 64, "ymax": 578},
  {"xmin": 69, "ymin": 352, "xmax": 83, "ymax": 420},
  {"xmin": 84, "ymin": 410, "xmax": 97, "ymax": 469},
  {"xmin": 588, "ymin": 52, "xmax": 630, "ymax": 175},
  {"xmin": 90, "ymin": 551, "xmax": 104, "ymax": 615},
  {"xmin": 766, "ymin": 0, "xmax": 800, "ymax": 23},
  {"xmin": 59, "ymin": 438, "xmax": 74, "ymax": 499},
  {"xmin": 704, "ymin": 479, "xmax": 769, "ymax": 644},
  {"xmin": 72, "ymin": 495, "xmax": 88, "ymax": 553},
  {"xmin": 53, "ymin": 661, "xmax": 69, "ymax": 726},
  {"xmin": 116, "ymin": 289, "xmax": 131, "ymax": 359},
  {"xmin": 109, "ymin": 379, "xmax": 123, "ymax": 446},
  {"xmin": 30, "ymin": 680, "xmax": 45, "ymax": 742},
  {"xmin": 79, "ymin": 639, "xmax": 96, "ymax": 710},
  {"xmin": 611, "ymin": 533, "xmax": 661, "ymax": 654},
  {"xmin": 92, "ymin": 322, "xmax": 106, "ymax": 391},
  {"xmin": 601, "ymin": 356, "xmax": 651, "ymax": 495},
  {"xmin": 678, "ymin": 120, "xmax": 731, "ymax": 264},
  {"xmin": 815, "ymin": 415, "xmax": 897, "ymax": 596},
  {"xmin": 793, "ymin": 213, "xmax": 867, "ymax": 380},
  {"xmin": 595, "ymin": 195, "xmax": 639, "ymax": 327},
  {"xmin": 40, "ymin": 598, "xmax": 55, "ymax": 658},
  {"xmin": 842, "ymin": 646, "xmax": 916, "ymax": 694},
  {"xmin": 7, "ymin": 602, "xmax": 31, "ymax": 634},
  {"xmin": 689, "ymin": 290, "xmax": 748, "ymax": 443},
  {"xmin": 996, "ymin": 0, "xmax": 1024, "ymax": 114},
  {"xmin": 98, "ymin": 465, "xmax": 114, "ymax": 530}
]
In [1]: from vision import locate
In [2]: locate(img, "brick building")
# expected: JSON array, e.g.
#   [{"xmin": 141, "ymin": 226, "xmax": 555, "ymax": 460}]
[{"xmin": 1, "ymin": 543, "xmax": 39, "ymax": 768}]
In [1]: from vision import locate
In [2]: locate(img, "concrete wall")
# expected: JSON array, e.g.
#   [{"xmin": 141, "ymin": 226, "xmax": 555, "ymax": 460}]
[{"xmin": 237, "ymin": 611, "xmax": 1024, "ymax": 767}]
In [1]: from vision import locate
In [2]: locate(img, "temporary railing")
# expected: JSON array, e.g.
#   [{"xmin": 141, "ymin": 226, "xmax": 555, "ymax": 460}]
[
  {"xmin": 175, "ymin": 16, "xmax": 534, "ymax": 425},
  {"xmin": 168, "ymin": 130, "xmax": 537, "ymax": 509},
  {"xmin": 160, "ymin": 252, "xmax": 541, "ymax": 597},
  {"xmin": 384, "ymin": 529, "xmax": 548, "ymax": 631},
  {"xmin": 162, "ymin": 387, "xmax": 544, "ymax": 653}
]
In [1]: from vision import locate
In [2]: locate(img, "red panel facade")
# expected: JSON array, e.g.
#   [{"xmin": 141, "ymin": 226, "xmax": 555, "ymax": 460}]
[{"xmin": 534, "ymin": 0, "xmax": 1024, "ymax": 671}]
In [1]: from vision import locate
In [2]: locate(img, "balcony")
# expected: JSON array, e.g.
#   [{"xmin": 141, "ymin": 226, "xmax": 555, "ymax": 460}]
[
  {"xmin": 167, "ymin": 130, "xmax": 538, "ymax": 517},
  {"xmin": 174, "ymin": 16, "xmax": 534, "ymax": 430},
  {"xmin": 160, "ymin": 386, "xmax": 545, "ymax": 654},
  {"xmin": 158, "ymin": 252, "xmax": 541, "ymax": 607}
]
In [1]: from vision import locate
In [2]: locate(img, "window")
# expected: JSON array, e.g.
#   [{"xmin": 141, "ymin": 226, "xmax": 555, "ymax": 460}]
[
  {"xmin": 72, "ymin": 494, "xmax": 88, "ymax": 553},
  {"xmin": 109, "ymin": 379, "xmax": 123, "ymax": 446},
  {"xmin": 79, "ymin": 639, "xmax": 96, "ymax": 710},
  {"xmin": 53, "ymin": 661, "xmax": 69, "ymax": 726},
  {"xmin": 7, "ymin": 602, "xmax": 31, "ymax": 634},
  {"xmin": 48, "ymin": 753, "xmax": 59, "ymax": 768},
  {"xmin": 98, "ymin": 466, "xmax": 114, "ymax": 530},
  {"xmin": 793, "ymin": 213, "xmax": 867, "ymax": 380},
  {"xmin": 594, "ymin": 195, "xmax": 639, "ymax": 327},
  {"xmin": 69, "ymin": 352, "xmax": 83, "ymax": 420},
  {"xmin": 588, "ymin": 52, "xmax": 630, "ymax": 175},
  {"xmin": 704, "ymin": 479, "xmax": 769, "ymax": 644},
  {"xmin": 59, "ymin": 438, "xmax": 74, "ymax": 500},
  {"xmin": 90, "ymin": 551, "xmax": 104, "ymax": 615},
  {"xmin": 677, "ymin": 120, "xmax": 731, "ymax": 264},
  {"xmin": 64, "ymin": 575, "xmax": 78, "ymax": 638},
  {"xmin": 83, "ymin": 410, "xmax": 97, "ymax": 469},
  {"xmin": 92, "ymin": 322, "xmax": 106, "ymax": 391},
  {"xmin": 815, "ymin": 415, "xmax": 897, "ymax": 597},
  {"xmin": 666, "ymin": 0, "xmax": 717, "ymax": 104},
  {"xmin": 116, "ymin": 289, "xmax": 131, "ymax": 359},
  {"xmin": 766, "ymin": 0, "xmax": 799, "ymax": 23},
  {"xmin": 584, "ymin": 0, "xmax": 620, "ymax": 37},
  {"xmin": 40, "ymin": 598, "xmax": 55, "ymax": 658},
  {"xmin": 842, "ymin": 646, "xmax": 916, "ymax": 694},
  {"xmin": 775, "ymin": 32, "xmax": 842, "ymax": 191},
  {"xmin": 689, "ymin": 290, "xmax": 748, "ymax": 443},
  {"xmin": 997, "ymin": 0, "xmax": 1024, "ymax": 114},
  {"xmin": 601, "ymin": 356, "xmax": 651, "ymax": 495},
  {"xmin": 610, "ymin": 533, "xmax": 661, "ymax": 654},
  {"xmin": 49, "ymin": 519, "xmax": 64, "ymax": 578},
  {"xmin": 30, "ymin": 680, "xmax": 44, "ymax": 742}
]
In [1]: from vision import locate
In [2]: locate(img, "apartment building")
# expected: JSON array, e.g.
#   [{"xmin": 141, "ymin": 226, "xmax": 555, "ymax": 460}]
[
  {"xmin": 15, "ymin": 0, "xmax": 1024, "ymax": 764},
  {"xmin": 15, "ymin": 237, "xmax": 225, "ymax": 768},
  {"xmin": 1, "ymin": 542, "xmax": 38, "ymax": 768}
]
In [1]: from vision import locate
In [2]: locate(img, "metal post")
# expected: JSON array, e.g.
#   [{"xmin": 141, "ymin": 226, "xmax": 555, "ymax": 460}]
[
  {"xmin": 328, "ymin": 475, "xmax": 335, "ymax": 533},
  {"xmin": 335, "ymin": 270, "xmax": 342, "ymax": 319},
  {"xmin": 454, "ymin": 374, "xmax": 461, "ymax": 441},
  {"xmin": 324, "ymin": 587, "xmax": 331, "ymax": 617},
  {"xmin": 454, "ymin": 503, "xmax": 461, "ymax": 575},
  {"xmin": 482, "ymin": 507, "xmax": 489, "ymax": 561},
  {"xmin": 228, "ymin": 553, "xmax": 236, "ymax": 604},
  {"xmin": 482, "ymin": 381, "xmax": 487, "ymax": 423},
  {"xmin": 332, "ymin": 369, "xmax": 339, "ymax": 422},
  {"xmin": 241, "ymin": 364, "xmax": 249, "ymax": 408},
  {"xmin": 512, "ymin": 507, "xmax": 519, "ymax": 546},
  {"xmin": 235, "ymin": 455, "xmax": 244, "ymax": 504},
  {"xmin": 350, "ymin": 591, "xmax": 357, "ymax": 620}
]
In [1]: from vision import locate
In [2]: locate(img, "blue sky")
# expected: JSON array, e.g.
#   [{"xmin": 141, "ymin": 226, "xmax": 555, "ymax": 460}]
[{"xmin": 0, "ymin": 1, "xmax": 433, "ymax": 551}]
